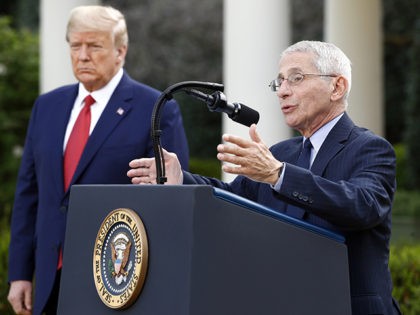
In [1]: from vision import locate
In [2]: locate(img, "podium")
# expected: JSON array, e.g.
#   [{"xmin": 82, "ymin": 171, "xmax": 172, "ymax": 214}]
[{"xmin": 58, "ymin": 185, "xmax": 351, "ymax": 314}]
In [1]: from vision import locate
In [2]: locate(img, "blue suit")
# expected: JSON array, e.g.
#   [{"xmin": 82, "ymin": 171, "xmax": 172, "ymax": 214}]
[
  {"xmin": 183, "ymin": 113, "xmax": 401, "ymax": 315},
  {"xmin": 8, "ymin": 72, "xmax": 189, "ymax": 315}
]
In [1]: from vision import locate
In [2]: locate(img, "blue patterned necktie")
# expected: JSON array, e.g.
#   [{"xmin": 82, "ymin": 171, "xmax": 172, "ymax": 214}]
[
  {"xmin": 297, "ymin": 138, "xmax": 312, "ymax": 169},
  {"xmin": 285, "ymin": 138, "xmax": 312, "ymax": 219}
]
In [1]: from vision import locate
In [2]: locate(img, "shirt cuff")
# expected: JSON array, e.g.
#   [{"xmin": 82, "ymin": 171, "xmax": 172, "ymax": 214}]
[{"xmin": 271, "ymin": 163, "xmax": 286, "ymax": 192}]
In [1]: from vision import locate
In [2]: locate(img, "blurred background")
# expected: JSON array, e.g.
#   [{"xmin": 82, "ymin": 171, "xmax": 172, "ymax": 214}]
[{"xmin": 0, "ymin": 0, "xmax": 419, "ymax": 313}]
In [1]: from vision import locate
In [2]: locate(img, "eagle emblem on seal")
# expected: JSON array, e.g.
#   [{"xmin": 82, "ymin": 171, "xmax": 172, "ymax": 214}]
[{"xmin": 110, "ymin": 232, "xmax": 132, "ymax": 285}]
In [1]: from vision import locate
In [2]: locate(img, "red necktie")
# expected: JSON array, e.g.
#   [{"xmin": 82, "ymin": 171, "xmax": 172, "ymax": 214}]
[
  {"xmin": 63, "ymin": 95, "xmax": 96, "ymax": 191},
  {"xmin": 58, "ymin": 95, "xmax": 95, "ymax": 270}
]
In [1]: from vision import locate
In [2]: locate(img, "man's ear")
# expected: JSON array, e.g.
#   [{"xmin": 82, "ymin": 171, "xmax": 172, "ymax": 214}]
[
  {"xmin": 331, "ymin": 76, "xmax": 348, "ymax": 101},
  {"xmin": 116, "ymin": 45, "xmax": 127, "ymax": 61}
]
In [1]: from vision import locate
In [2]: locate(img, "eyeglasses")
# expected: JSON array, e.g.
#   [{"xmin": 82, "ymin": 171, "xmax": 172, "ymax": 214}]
[{"xmin": 269, "ymin": 73, "xmax": 337, "ymax": 91}]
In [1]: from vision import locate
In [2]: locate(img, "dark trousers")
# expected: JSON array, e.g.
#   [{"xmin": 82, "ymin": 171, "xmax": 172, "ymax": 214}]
[{"xmin": 42, "ymin": 270, "xmax": 61, "ymax": 315}]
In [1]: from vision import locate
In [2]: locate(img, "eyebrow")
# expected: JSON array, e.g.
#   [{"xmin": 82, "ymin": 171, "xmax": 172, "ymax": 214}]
[{"xmin": 277, "ymin": 67, "xmax": 304, "ymax": 78}]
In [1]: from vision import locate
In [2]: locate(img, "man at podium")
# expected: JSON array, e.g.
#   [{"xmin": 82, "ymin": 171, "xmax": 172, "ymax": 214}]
[{"xmin": 128, "ymin": 41, "xmax": 401, "ymax": 315}]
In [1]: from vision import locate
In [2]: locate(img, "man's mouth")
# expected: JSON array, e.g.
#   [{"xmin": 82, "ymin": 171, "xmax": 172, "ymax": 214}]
[{"xmin": 281, "ymin": 104, "xmax": 297, "ymax": 113}]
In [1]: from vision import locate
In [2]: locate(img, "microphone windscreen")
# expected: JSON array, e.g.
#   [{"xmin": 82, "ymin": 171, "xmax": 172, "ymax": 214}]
[{"xmin": 230, "ymin": 103, "xmax": 260, "ymax": 127}]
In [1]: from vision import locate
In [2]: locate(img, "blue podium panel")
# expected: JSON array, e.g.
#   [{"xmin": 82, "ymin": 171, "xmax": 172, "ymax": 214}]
[{"xmin": 59, "ymin": 185, "xmax": 351, "ymax": 315}]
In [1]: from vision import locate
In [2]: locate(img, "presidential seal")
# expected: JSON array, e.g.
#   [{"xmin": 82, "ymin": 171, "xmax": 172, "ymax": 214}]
[{"xmin": 93, "ymin": 208, "xmax": 148, "ymax": 309}]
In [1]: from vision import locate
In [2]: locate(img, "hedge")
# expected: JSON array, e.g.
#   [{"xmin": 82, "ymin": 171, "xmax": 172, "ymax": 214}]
[{"xmin": 390, "ymin": 244, "xmax": 420, "ymax": 314}]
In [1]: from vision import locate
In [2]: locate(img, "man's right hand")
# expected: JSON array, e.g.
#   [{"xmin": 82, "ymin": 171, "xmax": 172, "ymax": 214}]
[
  {"xmin": 8, "ymin": 280, "xmax": 32, "ymax": 315},
  {"xmin": 127, "ymin": 149, "xmax": 183, "ymax": 185}
]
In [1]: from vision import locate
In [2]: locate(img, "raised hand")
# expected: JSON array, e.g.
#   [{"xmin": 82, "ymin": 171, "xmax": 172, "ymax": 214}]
[{"xmin": 216, "ymin": 124, "xmax": 283, "ymax": 185}]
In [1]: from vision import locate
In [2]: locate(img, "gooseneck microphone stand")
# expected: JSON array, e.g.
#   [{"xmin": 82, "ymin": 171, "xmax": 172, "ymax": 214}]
[{"xmin": 151, "ymin": 81, "xmax": 224, "ymax": 185}]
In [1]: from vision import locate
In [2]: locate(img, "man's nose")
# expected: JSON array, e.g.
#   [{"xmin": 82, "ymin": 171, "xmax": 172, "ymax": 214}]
[
  {"xmin": 276, "ymin": 80, "xmax": 292, "ymax": 98},
  {"xmin": 78, "ymin": 46, "xmax": 90, "ymax": 60}
]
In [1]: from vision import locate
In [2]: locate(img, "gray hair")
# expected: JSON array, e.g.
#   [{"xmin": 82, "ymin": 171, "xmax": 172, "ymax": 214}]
[
  {"xmin": 281, "ymin": 40, "xmax": 352, "ymax": 101},
  {"xmin": 66, "ymin": 5, "xmax": 128, "ymax": 49}
]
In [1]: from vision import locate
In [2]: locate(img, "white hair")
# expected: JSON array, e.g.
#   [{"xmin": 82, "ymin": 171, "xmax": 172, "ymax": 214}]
[
  {"xmin": 281, "ymin": 40, "xmax": 352, "ymax": 102},
  {"xmin": 66, "ymin": 5, "xmax": 128, "ymax": 49}
]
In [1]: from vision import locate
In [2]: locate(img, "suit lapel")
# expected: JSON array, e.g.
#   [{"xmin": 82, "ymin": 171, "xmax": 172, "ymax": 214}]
[
  {"xmin": 50, "ymin": 86, "xmax": 79, "ymax": 195},
  {"xmin": 273, "ymin": 136, "xmax": 303, "ymax": 164},
  {"xmin": 67, "ymin": 75, "xmax": 133, "ymax": 191},
  {"xmin": 310, "ymin": 113, "xmax": 355, "ymax": 176},
  {"xmin": 266, "ymin": 114, "xmax": 354, "ymax": 217}
]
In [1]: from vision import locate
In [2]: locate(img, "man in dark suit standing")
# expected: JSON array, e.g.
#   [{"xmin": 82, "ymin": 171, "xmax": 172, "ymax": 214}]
[
  {"xmin": 128, "ymin": 41, "xmax": 401, "ymax": 315},
  {"xmin": 7, "ymin": 5, "xmax": 189, "ymax": 315}
]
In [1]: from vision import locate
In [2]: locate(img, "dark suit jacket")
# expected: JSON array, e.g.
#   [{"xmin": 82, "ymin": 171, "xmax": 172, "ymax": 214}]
[
  {"xmin": 8, "ymin": 72, "xmax": 189, "ymax": 315},
  {"xmin": 183, "ymin": 113, "xmax": 401, "ymax": 315}
]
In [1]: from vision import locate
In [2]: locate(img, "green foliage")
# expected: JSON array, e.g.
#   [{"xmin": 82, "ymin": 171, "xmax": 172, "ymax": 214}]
[
  {"xmin": 390, "ymin": 244, "xmax": 420, "ymax": 315},
  {"xmin": 394, "ymin": 143, "xmax": 408, "ymax": 190},
  {"xmin": 403, "ymin": 22, "xmax": 420, "ymax": 190},
  {"xmin": 391, "ymin": 190, "xmax": 420, "ymax": 245},
  {"xmin": 393, "ymin": 144, "xmax": 420, "ymax": 217},
  {"xmin": 0, "ymin": 16, "xmax": 38, "ymax": 221},
  {"xmin": 0, "ymin": 225, "xmax": 13, "ymax": 315},
  {"xmin": 0, "ymin": 17, "xmax": 38, "ymax": 315},
  {"xmin": 393, "ymin": 190, "xmax": 420, "ymax": 217},
  {"xmin": 103, "ymin": 0, "xmax": 223, "ymax": 159},
  {"xmin": 13, "ymin": 0, "xmax": 40, "ymax": 30},
  {"xmin": 176, "ymin": 94, "xmax": 222, "ymax": 158},
  {"xmin": 383, "ymin": 0, "xmax": 420, "ymax": 144},
  {"xmin": 189, "ymin": 157, "xmax": 221, "ymax": 179}
]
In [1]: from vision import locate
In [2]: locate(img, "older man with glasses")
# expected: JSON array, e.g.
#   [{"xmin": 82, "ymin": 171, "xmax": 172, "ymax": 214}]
[{"xmin": 127, "ymin": 40, "xmax": 402, "ymax": 315}]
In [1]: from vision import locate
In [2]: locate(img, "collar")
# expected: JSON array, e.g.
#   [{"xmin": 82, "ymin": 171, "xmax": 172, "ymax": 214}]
[
  {"xmin": 76, "ymin": 68, "xmax": 124, "ymax": 107},
  {"xmin": 305, "ymin": 113, "xmax": 344, "ymax": 156}
]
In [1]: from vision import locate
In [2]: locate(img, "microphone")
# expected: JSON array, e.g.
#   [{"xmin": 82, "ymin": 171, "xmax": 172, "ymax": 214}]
[
  {"xmin": 186, "ymin": 89, "xmax": 260, "ymax": 127},
  {"xmin": 151, "ymin": 81, "xmax": 259, "ymax": 184}
]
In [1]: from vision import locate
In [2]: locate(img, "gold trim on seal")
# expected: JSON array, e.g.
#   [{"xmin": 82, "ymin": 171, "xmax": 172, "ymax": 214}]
[{"xmin": 93, "ymin": 208, "xmax": 148, "ymax": 309}]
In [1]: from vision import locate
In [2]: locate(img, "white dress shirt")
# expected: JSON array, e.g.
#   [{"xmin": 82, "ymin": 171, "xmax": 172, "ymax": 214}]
[
  {"xmin": 273, "ymin": 113, "xmax": 344, "ymax": 191},
  {"xmin": 63, "ymin": 68, "xmax": 124, "ymax": 152}
]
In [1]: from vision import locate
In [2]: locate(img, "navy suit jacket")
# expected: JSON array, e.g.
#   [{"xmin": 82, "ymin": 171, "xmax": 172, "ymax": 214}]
[
  {"xmin": 184, "ymin": 113, "xmax": 400, "ymax": 315},
  {"xmin": 8, "ymin": 72, "xmax": 189, "ymax": 315}
]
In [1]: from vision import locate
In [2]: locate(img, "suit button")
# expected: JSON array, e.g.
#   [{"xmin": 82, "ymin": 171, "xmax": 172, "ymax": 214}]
[
  {"xmin": 309, "ymin": 198, "xmax": 314, "ymax": 204},
  {"xmin": 298, "ymin": 194, "xmax": 304, "ymax": 200},
  {"xmin": 303, "ymin": 196, "xmax": 309, "ymax": 202},
  {"xmin": 292, "ymin": 191, "xmax": 299, "ymax": 197}
]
